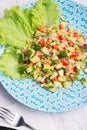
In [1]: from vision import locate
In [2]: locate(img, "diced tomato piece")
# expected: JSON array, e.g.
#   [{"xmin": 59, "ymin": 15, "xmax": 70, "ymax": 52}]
[
  {"xmin": 38, "ymin": 54, "xmax": 43, "ymax": 59},
  {"xmin": 60, "ymin": 59, "xmax": 69, "ymax": 66},
  {"xmin": 57, "ymin": 35, "xmax": 64, "ymax": 41},
  {"xmin": 23, "ymin": 49, "xmax": 29, "ymax": 55},
  {"xmin": 70, "ymin": 54, "xmax": 77, "ymax": 60},
  {"xmin": 29, "ymin": 62, "xmax": 33, "ymax": 65},
  {"xmin": 62, "ymin": 47, "xmax": 66, "ymax": 50},
  {"xmin": 73, "ymin": 32, "xmax": 79, "ymax": 38},
  {"xmin": 68, "ymin": 42, "xmax": 74, "ymax": 47},
  {"xmin": 68, "ymin": 73, "xmax": 74, "ymax": 81},
  {"xmin": 44, "ymin": 41, "xmax": 48, "ymax": 47},
  {"xmin": 73, "ymin": 66, "xmax": 78, "ymax": 73},
  {"xmin": 59, "ymin": 24, "xmax": 64, "ymax": 30},
  {"xmin": 83, "ymin": 43, "xmax": 87, "ymax": 47},
  {"xmin": 38, "ymin": 25, "xmax": 44, "ymax": 32},
  {"xmin": 67, "ymin": 28, "xmax": 72, "ymax": 34},
  {"xmin": 39, "ymin": 39, "xmax": 44, "ymax": 46},
  {"xmin": 39, "ymin": 39, "xmax": 48, "ymax": 47},
  {"xmin": 52, "ymin": 76, "xmax": 58, "ymax": 81},
  {"xmin": 52, "ymin": 45, "xmax": 59, "ymax": 50}
]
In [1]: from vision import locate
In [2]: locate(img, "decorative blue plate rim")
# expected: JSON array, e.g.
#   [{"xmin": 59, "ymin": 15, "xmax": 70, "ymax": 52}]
[{"xmin": 0, "ymin": 0, "xmax": 87, "ymax": 113}]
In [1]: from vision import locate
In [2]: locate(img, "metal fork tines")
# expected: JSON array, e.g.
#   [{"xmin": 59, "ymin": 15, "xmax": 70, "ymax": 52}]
[{"xmin": 0, "ymin": 107, "xmax": 36, "ymax": 130}]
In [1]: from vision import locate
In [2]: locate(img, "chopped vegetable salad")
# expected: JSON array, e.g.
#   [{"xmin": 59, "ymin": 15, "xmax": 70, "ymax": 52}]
[{"xmin": 18, "ymin": 23, "xmax": 87, "ymax": 92}]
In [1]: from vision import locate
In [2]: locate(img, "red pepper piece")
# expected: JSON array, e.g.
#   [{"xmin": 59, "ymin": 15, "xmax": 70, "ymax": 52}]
[
  {"xmin": 52, "ymin": 45, "xmax": 59, "ymax": 50},
  {"xmin": 73, "ymin": 66, "xmax": 78, "ymax": 73},
  {"xmin": 57, "ymin": 35, "xmax": 64, "ymax": 41},
  {"xmin": 60, "ymin": 59, "xmax": 69, "ymax": 66},
  {"xmin": 52, "ymin": 76, "xmax": 58, "ymax": 81},
  {"xmin": 83, "ymin": 44, "xmax": 87, "ymax": 47}
]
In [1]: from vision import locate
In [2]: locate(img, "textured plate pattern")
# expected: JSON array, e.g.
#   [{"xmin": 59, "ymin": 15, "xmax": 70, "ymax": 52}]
[{"xmin": 0, "ymin": 0, "xmax": 87, "ymax": 112}]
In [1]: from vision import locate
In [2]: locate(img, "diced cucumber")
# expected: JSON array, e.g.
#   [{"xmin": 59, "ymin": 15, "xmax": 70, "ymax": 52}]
[
  {"xmin": 41, "ymin": 47, "xmax": 49, "ymax": 55},
  {"xmin": 27, "ymin": 66, "xmax": 34, "ymax": 73},
  {"xmin": 63, "ymin": 81, "xmax": 70, "ymax": 88},
  {"xmin": 83, "ymin": 68, "xmax": 87, "ymax": 74},
  {"xmin": 27, "ymin": 49, "xmax": 35, "ymax": 58},
  {"xmin": 43, "ymin": 82, "xmax": 57, "ymax": 92},
  {"xmin": 79, "ymin": 61, "xmax": 86, "ymax": 69},
  {"xmin": 58, "ymin": 69, "xmax": 64, "ymax": 76},
  {"xmin": 44, "ymin": 64, "xmax": 51, "ymax": 69},
  {"xmin": 36, "ymin": 62, "xmax": 42, "ymax": 67},
  {"xmin": 54, "ymin": 63, "xmax": 63, "ymax": 69},
  {"xmin": 30, "ymin": 55, "xmax": 40, "ymax": 63},
  {"xmin": 78, "ymin": 37, "xmax": 84, "ymax": 44},
  {"xmin": 50, "ymin": 72, "xmax": 58, "ymax": 79},
  {"xmin": 58, "ymin": 76, "xmax": 66, "ymax": 82},
  {"xmin": 36, "ymin": 76, "xmax": 42, "ymax": 82},
  {"xmin": 52, "ymin": 56, "xmax": 58, "ymax": 60},
  {"xmin": 33, "ymin": 70, "xmax": 39, "ymax": 79},
  {"xmin": 80, "ymin": 77, "xmax": 87, "ymax": 85},
  {"xmin": 48, "ymin": 87, "xmax": 57, "ymax": 92},
  {"xmin": 54, "ymin": 81, "xmax": 62, "ymax": 88},
  {"xmin": 80, "ymin": 78, "xmax": 87, "ymax": 85},
  {"xmin": 46, "ymin": 77, "xmax": 52, "ymax": 83}
]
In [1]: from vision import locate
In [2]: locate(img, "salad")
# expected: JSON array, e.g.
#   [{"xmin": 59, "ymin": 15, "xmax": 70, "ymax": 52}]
[
  {"xmin": 0, "ymin": 0, "xmax": 87, "ymax": 92},
  {"xmin": 18, "ymin": 24, "xmax": 87, "ymax": 92}
]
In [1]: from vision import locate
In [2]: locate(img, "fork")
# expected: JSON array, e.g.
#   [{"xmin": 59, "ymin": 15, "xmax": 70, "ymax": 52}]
[{"xmin": 0, "ymin": 107, "xmax": 36, "ymax": 130}]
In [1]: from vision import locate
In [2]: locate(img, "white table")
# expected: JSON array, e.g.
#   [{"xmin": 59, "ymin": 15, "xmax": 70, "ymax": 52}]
[{"xmin": 0, "ymin": 0, "xmax": 87, "ymax": 130}]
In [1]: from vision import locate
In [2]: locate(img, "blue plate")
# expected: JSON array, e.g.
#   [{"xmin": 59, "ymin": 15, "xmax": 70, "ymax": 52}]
[{"xmin": 0, "ymin": 0, "xmax": 87, "ymax": 112}]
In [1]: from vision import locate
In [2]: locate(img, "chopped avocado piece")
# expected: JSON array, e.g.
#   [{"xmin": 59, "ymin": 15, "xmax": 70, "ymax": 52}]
[
  {"xmin": 46, "ymin": 77, "xmax": 52, "ymax": 83},
  {"xmin": 58, "ymin": 51, "xmax": 68, "ymax": 58},
  {"xmin": 80, "ymin": 78, "xmax": 87, "ymax": 85}
]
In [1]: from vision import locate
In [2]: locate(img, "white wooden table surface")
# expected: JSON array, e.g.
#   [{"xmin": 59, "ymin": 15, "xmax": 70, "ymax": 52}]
[{"xmin": 0, "ymin": 0, "xmax": 87, "ymax": 130}]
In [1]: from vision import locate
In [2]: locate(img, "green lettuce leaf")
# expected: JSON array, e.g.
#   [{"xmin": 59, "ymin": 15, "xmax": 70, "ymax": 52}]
[
  {"xmin": 30, "ymin": 0, "xmax": 60, "ymax": 31},
  {"xmin": 0, "ymin": 6, "xmax": 32, "ymax": 49},
  {"xmin": 0, "ymin": 48, "xmax": 21, "ymax": 79},
  {"xmin": 0, "ymin": 0, "xmax": 60, "ymax": 80}
]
